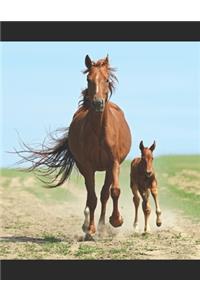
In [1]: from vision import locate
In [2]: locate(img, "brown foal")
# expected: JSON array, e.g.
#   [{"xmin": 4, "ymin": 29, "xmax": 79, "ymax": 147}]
[{"xmin": 130, "ymin": 141, "xmax": 162, "ymax": 233}]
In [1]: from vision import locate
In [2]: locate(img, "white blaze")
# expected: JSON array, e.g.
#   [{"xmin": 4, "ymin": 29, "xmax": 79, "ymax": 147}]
[{"xmin": 96, "ymin": 74, "xmax": 99, "ymax": 94}]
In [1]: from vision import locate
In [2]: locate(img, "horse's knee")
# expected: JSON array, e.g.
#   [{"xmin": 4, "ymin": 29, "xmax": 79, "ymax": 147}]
[
  {"xmin": 145, "ymin": 208, "xmax": 151, "ymax": 215},
  {"xmin": 142, "ymin": 201, "xmax": 151, "ymax": 215},
  {"xmin": 111, "ymin": 187, "xmax": 120, "ymax": 199}
]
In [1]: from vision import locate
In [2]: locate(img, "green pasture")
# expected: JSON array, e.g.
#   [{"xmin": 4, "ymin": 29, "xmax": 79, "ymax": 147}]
[
  {"xmin": 0, "ymin": 168, "xmax": 77, "ymax": 203},
  {"xmin": 1, "ymin": 155, "xmax": 200, "ymax": 220}
]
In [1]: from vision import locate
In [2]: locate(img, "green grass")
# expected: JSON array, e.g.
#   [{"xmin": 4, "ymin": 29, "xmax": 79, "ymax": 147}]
[
  {"xmin": 1, "ymin": 154, "xmax": 200, "ymax": 220},
  {"xmin": 154, "ymin": 155, "xmax": 200, "ymax": 220},
  {"xmin": 0, "ymin": 168, "xmax": 77, "ymax": 203},
  {"xmin": 0, "ymin": 232, "xmax": 70, "ymax": 259},
  {"xmin": 1, "ymin": 168, "xmax": 28, "ymax": 178},
  {"xmin": 75, "ymin": 244, "xmax": 102, "ymax": 258},
  {"xmin": 41, "ymin": 242, "xmax": 70, "ymax": 256},
  {"xmin": 88, "ymin": 155, "xmax": 200, "ymax": 220}
]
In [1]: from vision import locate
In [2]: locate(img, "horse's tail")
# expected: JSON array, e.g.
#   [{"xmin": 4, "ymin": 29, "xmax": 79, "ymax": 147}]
[{"xmin": 15, "ymin": 128, "xmax": 76, "ymax": 188}]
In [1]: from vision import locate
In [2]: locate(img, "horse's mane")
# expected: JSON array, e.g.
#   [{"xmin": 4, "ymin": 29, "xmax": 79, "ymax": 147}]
[{"xmin": 78, "ymin": 59, "xmax": 118, "ymax": 109}]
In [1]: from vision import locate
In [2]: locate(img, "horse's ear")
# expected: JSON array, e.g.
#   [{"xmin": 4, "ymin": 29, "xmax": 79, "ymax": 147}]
[
  {"xmin": 85, "ymin": 55, "xmax": 92, "ymax": 69},
  {"xmin": 139, "ymin": 140, "xmax": 144, "ymax": 151},
  {"xmin": 105, "ymin": 54, "xmax": 109, "ymax": 65},
  {"xmin": 150, "ymin": 141, "xmax": 156, "ymax": 152}
]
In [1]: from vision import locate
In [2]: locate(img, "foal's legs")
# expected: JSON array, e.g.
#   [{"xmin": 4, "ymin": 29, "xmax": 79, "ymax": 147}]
[
  {"xmin": 109, "ymin": 161, "xmax": 123, "ymax": 227},
  {"xmin": 82, "ymin": 170, "xmax": 97, "ymax": 236},
  {"xmin": 98, "ymin": 170, "xmax": 112, "ymax": 229},
  {"xmin": 131, "ymin": 184, "xmax": 140, "ymax": 231},
  {"xmin": 150, "ymin": 180, "xmax": 162, "ymax": 227},
  {"xmin": 140, "ymin": 189, "xmax": 151, "ymax": 233}
]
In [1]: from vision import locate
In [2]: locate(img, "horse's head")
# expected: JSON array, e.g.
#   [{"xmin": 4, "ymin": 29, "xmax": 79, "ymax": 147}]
[
  {"xmin": 83, "ymin": 55, "xmax": 117, "ymax": 112},
  {"xmin": 139, "ymin": 140, "xmax": 156, "ymax": 178}
]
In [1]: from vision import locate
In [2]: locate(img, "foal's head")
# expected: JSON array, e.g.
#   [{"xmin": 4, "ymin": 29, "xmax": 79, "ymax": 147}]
[
  {"xmin": 139, "ymin": 141, "xmax": 156, "ymax": 177},
  {"xmin": 83, "ymin": 55, "xmax": 117, "ymax": 112}
]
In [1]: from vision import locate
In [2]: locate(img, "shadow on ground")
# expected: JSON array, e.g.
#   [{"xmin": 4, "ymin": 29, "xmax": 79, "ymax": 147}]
[{"xmin": 0, "ymin": 236, "xmax": 62, "ymax": 244}]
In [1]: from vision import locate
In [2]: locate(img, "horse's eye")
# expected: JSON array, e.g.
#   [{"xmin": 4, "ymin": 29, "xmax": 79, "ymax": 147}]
[{"xmin": 106, "ymin": 79, "xmax": 109, "ymax": 83}]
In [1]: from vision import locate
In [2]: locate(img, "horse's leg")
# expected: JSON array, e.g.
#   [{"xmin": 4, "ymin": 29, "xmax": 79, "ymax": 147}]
[
  {"xmin": 131, "ymin": 184, "xmax": 140, "ymax": 231},
  {"xmin": 150, "ymin": 180, "xmax": 162, "ymax": 227},
  {"xmin": 98, "ymin": 170, "xmax": 112, "ymax": 229},
  {"xmin": 140, "ymin": 189, "xmax": 151, "ymax": 233},
  {"xmin": 82, "ymin": 171, "xmax": 97, "ymax": 236},
  {"xmin": 109, "ymin": 161, "xmax": 123, "ymax": 227}
]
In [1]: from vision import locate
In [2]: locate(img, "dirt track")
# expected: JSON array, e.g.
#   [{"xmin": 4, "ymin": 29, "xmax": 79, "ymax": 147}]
[{"xmin": 0, "ymin": 175, "xmax": 200, "ymax": 259}]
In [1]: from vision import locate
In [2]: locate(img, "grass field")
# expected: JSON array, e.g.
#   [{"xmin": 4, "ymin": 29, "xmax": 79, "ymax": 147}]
[
  {"xmin": 154, "ymin": 155, "xmax": 200, "ymax": 219},
  {"xmin": 0, "ymin": 155, "xmax": 200, "ymax": 259}
]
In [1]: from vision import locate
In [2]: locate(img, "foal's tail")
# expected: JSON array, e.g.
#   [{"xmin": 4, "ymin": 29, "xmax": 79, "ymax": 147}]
[{"xmin": 14, "ymin": 128, "xmax": 76, "ymax": 188}]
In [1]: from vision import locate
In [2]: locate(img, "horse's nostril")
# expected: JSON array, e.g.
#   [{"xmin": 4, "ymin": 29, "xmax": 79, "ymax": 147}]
[
  {"xmin": 96, "ymin": 101, "xmax": 102, "ymax": 107},
  {"xmin": 92, "ymin": 99, "xmax": 104, "ymax": 111},
  {"xmin": 146, "ymin": 171, "xmax": 152, "ymax": 177},
  {"xmin": 96, "ymin": 99, "xmax": 103, "ymax": 105}
]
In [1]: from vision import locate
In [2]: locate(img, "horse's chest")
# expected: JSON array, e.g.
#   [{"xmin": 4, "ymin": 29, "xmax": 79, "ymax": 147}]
[
  {"xmin": 138, "ymin": 176, "xmax": 152, "ymax": 190},
  {"xmin": 87, "ymin": 140, "xmax": 110, "ymax": 170}
]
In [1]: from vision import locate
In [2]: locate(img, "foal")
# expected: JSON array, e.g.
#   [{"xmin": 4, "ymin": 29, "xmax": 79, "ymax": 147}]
[{"xmin": 130, "ymin": 141, "xmax": 162, "ymax": 233}]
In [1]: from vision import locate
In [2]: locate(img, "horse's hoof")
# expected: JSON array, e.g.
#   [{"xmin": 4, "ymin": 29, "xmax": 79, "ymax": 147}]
[
  {"xmin": 84, "ymin": 233, "xmax": 95, "ymax": 242},
  {"xmin": 143, "ymin": 231, "xmax": 151, "ymax": 235},
  {"xmin": 82, "ymin": 224, "xmax": 88, "ymax": 233},
  {"xmin": 143, "ymin": 225, "xmax": 151, "ymax": 234},
  {"xmin": 156, "ymin": 212, "xmax": 162, "ymax": 227},
  {"xmin": 142, "ymin": 231, "xmax": 150, "ymax": 236},
  {"xmin": 109, "ymin": 215, "xmax": 123, "ymax": 227},
  {"xmin": 156, "ymin": 221, "xmax": 162, "ymax": 227}
]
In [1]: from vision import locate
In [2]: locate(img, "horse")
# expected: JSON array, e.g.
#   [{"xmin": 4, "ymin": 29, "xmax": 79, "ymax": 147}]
[
  {"xmin": 16, "ymin": 55, "xmax": 132, "ymax": 238},
  {"xmin": 130, "ymin": 141, "xmax": 162, "ymax": 233}
]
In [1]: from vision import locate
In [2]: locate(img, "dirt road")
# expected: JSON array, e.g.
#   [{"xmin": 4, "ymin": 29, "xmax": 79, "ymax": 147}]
[{"xmin": 0, "ymin": 174, "xmax": 200, "ymax": 259}]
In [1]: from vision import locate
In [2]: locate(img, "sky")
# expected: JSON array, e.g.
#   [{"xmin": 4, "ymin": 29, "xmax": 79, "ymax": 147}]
[{"xmin": 1, "ymin": 42, "xmax": 200, "ymax": 167}]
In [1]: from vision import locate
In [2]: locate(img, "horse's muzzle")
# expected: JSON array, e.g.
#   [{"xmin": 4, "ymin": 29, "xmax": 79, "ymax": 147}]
[
  {"xmin": 145, "ymin": 171, "xmax": 152, "ymax": 178},
  {"xmin": 92, "ymin": 99, "xmax": 104, "ymax": 112}
]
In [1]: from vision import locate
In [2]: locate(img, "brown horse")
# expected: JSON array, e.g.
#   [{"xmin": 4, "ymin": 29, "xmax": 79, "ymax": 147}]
[
  {"xmin": 130, "ymin": 141, "xmax": 162, "ymax": 233},
  {"xmin": 17, "ymin": 55, "xmax": 132, "ymax": 238}
]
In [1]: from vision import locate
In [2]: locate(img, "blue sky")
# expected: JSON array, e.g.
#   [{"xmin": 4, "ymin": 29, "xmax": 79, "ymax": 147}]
[{"xmin": 1, "ymin": 42, "xmax": 200, "ymax": 167}]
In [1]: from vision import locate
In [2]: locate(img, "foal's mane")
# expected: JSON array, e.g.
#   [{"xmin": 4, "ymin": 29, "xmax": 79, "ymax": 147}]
[{"xmin": 78, "ymin": 59, "xmax": 118, "ymax": 109}]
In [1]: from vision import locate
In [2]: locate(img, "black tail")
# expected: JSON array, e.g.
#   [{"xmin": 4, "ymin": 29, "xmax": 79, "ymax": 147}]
[{"xmin": 14, "ymin": 128, "xmax": 75, "ymax": 188}]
